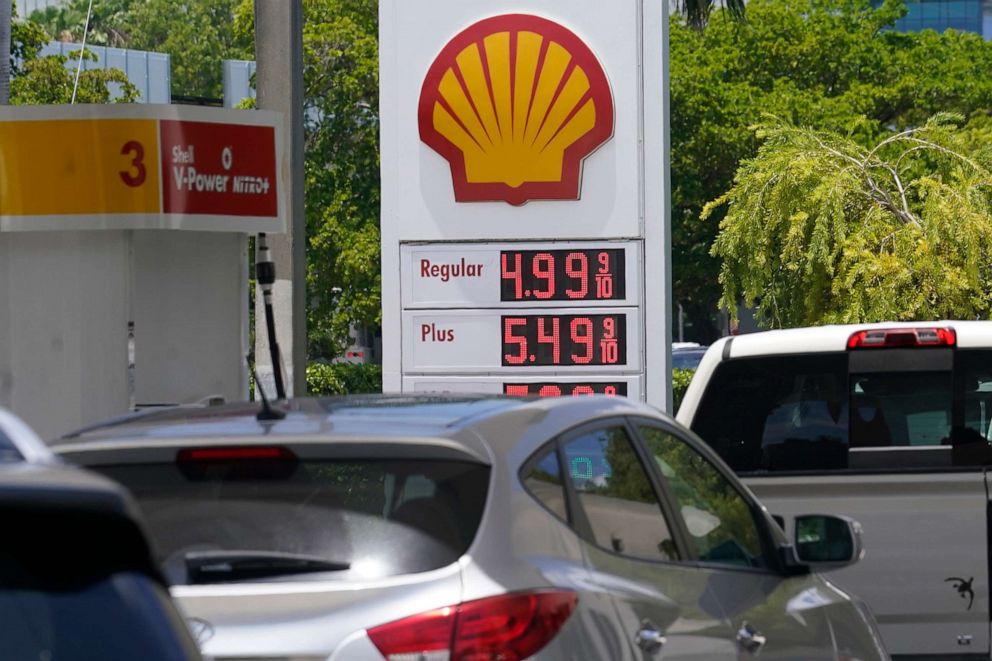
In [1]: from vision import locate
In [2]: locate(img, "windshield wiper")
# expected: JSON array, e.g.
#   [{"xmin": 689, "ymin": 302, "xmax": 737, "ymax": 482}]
[{"xmin": 184, "ymin": 550, "xmax": 350, "ymax": 583}]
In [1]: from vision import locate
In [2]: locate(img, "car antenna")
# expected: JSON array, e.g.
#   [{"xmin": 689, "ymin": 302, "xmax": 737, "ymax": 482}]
[
  {"xmin": 247, "ymin": 354, "xmax": 286, "ymax": 421},
  {"xmin": 256, "ymin": 233, "xmax": 288, "ymax": 400}
]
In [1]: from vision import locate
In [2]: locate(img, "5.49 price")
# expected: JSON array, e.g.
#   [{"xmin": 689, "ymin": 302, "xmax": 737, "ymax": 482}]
[{"xmin": 501, "ymin": 314, "xmax": 627, "ymax": 367}]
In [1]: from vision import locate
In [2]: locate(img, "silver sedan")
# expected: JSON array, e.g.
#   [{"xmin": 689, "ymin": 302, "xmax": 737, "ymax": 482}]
[{"xmin": 53, "ymin": 394, "xmax": 887, "ymax": 660}]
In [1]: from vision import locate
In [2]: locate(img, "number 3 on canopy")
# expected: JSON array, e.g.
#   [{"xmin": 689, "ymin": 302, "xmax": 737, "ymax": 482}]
[{"xmin": 120, "ymin": 141, "xmax": 147, "ymax": 188}]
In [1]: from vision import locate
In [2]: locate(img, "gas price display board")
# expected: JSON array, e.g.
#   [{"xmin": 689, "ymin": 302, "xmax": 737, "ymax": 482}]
[
  {"xmin": 381, "ymin": 2, "xmax": 668, "ymax": 407},
  {"xmin": 400, "ymin": 241, "xmax": 642, "ymax": 399}
]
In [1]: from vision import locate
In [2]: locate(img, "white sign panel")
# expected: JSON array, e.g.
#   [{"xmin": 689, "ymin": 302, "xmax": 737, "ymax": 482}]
[
  {"xmin": 401, "ymin": 240, "xmax": 640, "ymax": 308},
  {"xmin": 402, "ymin": 308, "xmax": 641, "ymax": 373},
  {"xmin": 382, "ymin": 3, "xmax": 642, "ymax": 242},
  {"xmin": 381, "ymin": 0, "xmax": 670, "ymax": 408}
]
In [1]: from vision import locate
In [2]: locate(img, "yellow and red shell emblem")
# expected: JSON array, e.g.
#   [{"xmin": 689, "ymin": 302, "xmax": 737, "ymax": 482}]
[{"xmin": 419, "ymin": 14, "xmax": 614, "ymax": 205}]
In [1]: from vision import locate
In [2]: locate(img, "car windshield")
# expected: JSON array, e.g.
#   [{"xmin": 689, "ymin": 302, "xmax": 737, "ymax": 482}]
[{"xmin": 96, "ymin": 457, "xmax": 489, "ymax": 585}]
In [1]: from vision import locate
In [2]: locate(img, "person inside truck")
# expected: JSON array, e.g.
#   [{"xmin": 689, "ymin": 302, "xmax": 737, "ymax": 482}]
[{"xmin": 760, "ymin": 373, "xmax": 849, "ymax": 471}]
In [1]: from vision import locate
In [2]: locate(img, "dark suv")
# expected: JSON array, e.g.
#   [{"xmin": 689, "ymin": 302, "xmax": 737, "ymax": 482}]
[{"xmin": 0, "ymin": 462, "xmax": 202, "ymax": 661}]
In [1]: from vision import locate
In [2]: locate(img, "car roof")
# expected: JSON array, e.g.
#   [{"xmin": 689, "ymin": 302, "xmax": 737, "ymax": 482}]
[
  {"xmin": 0, "ymin": 462, "xmax": 141, "ymax": 517},
  {"xmin": 672, "ymin": 342, "xmax": 703, "ymax": 350},
  {"xmin": 719, "ymin": 320, "xmax": 992, "ymax": 358},
  {"xmin": 52, "ymin": 393, "xmax": 669, "ymax": 463}
]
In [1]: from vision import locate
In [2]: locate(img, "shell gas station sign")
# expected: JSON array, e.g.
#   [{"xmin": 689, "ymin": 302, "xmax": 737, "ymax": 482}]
[
  {"xmin": 0, "ymin": 105, "xmax": 285, "ymax": 233},
  {"xmin": 418, "ymin": 14, "xmax": 614, "ymax": 205},
  {"xmin": 380, "ymin": 0, "xmax": 670, "ymax": 407}
]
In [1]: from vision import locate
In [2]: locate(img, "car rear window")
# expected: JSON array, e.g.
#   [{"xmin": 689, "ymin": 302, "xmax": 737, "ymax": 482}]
[
  {"xmin": 95, "ymin": 457, "xmax": 489, "ymax": 584},
  {"xmin": 690, "ymin": 349, "xmax": 992, "ymax": 473}
]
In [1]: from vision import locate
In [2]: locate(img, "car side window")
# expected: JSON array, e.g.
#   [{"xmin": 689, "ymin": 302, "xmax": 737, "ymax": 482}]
[
  {"xmin": 639, "ymin": 425, "xmax": 768, "ymax": 569},
  {"xmin": 563, "ymin": 426, "xmax": 678, "ymax": 561},
  {"xmin": 521, "ymin": 443, "xmax": 568, "ymax": 522}
]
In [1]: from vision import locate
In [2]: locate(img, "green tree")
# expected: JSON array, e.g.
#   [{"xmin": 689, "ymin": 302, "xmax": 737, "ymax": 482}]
[
  {"xmin": 29, "ymin": 0, "xmax": 131, "ymax": 46},
  {"xmin": 301, "ymin": 0, "xmax": 380, "ymax": 358},
  {"xmin": 12, "ymin": 51, "xmax": 138, "ymax": 103},
  {"xmin": 678, "ymin": 0, "xmax": 746, "ymax": 31},
  {"xmin": 10, "ymin": 2, "xmax": 137, "ymax": 104},
  {"xmin": 670, "ymin": 0, "xmax": 992, "ymax": 338},
  {"xmin": 707, "ymin": 114, "xmax": 992, "ymax": 326},
  {"xmin": 31, "ymin": 0, "xmax": 252, "ymax": 99},
  {"xmin": 123, "ymin": 0, "xmax": 251, "ymax": 99},
  {"xmin": 232, "ymin": 0, "xmax": 379, "ymax": 358}
]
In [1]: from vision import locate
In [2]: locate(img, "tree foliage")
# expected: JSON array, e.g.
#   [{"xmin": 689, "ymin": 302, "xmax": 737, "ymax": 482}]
[
  {"xmin": 30, "ymin": 0, "xmax": 252, "ymax": 99},
  {"xmin": 307, "ymin": 361, "xmax": 382, "ymax": 395},
  {"xmin": 707, "ymin": 114, "xmax": 992, "ymax": 326},
  {"xmin": 301, "ymin": 0, "xmax": 380, "ymax": 357},
  {"xmin": 10, "ymin": 2, "xmax": 137, "ymax": 104},
  {"xmin": 671, "ymin": 0, "xmax": 992, "ymax": 338},
  {"xmin": 231, "ymin": 0, "xmax": 379, "ymax": 358}
]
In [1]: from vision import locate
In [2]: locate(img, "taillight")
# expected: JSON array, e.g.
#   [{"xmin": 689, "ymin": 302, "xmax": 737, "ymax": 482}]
[
  {"xmin": 176, "ymin": 446, "xmax": 296, "ymax": 462},
  {"xmin": 176, "ymin": 446, "xmax": 298, "ymax": 480},
  {"xmin": 847, "ymin": 327, "xmax": 956, "ymax": 349},
  {"xmin": 367, "ymin": 590, "xmax": 578, "ymax": 661}
]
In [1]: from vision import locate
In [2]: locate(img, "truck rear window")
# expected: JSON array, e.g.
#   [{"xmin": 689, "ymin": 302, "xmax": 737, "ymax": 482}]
[
  {"xmin": 95, "ymin": 458, "xmax": 489, "ymax": 584},
  {"xmin": 691, "ymin": 349, "xmax": 992, "ymax": 473}
]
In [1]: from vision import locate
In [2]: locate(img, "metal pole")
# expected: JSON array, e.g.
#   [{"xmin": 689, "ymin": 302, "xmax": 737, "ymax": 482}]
[
  {"xmin": 253, "ymin": 0, "xmax": 306, "ymax": 397},
  {"xmin": 0, "ymin": 0, "xmax": 11, "ymax": 105}
]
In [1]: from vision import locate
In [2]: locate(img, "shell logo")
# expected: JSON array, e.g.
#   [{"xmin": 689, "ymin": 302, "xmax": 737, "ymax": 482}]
[{"xmin": 419, "ymin": 14, "xmax": 614, "ymax": 206}]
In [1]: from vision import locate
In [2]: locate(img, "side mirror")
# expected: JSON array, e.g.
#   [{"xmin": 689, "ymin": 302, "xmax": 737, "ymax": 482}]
[{"xmin": 791, "ymin": 514, "xmax": 864, "ymax": 570}]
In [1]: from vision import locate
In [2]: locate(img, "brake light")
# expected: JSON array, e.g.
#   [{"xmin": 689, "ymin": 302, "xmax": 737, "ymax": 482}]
[
  {"xmin": 176, "ymin": 446, "xmax": 296, "ymax": 462},
  {"xmin": 367, "ymin": 590, "xmax": 578, "ymax": 661},
  {"xmin": 847, "ymin": 327, "xmax": 956, "ymax": 349}
]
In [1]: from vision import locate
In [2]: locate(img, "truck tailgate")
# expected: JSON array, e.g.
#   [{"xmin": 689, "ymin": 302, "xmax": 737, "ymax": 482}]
[{"xmin": 746, "ymin": 471, "xmax": 988, "ymax": 657}]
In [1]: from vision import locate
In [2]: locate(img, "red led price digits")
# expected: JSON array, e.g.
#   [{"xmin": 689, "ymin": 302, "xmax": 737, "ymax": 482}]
[
  {"xmin": 503, "ymin": 382, "xmax": 629, "ymax": 397},
  {"xmin": 600, "ymin": 316, "xmax": 618, "ymax": 364},
  {"xmin": 595, "ymin": 252, "xmax": 613, "ymax": 299},
  {"xmin": 570, "ymin": 317, "xmax": 593, "ymax": 364},
  {"xmin": 565, "ymin": 252, "xmax": 588, "ymax": 299},
  {"xmin": 501, "ymin": 252, "xmax": 523, "ymax": 300},
  {"xmin": 500, "ymin": 314, "xmax": 627, "ymax": 367},
  {"xmin": 503, "ymin": 317, "xmax": 528, "ymax": 365},
  {"xmin": 500, "ymin": 248, "xmax": 625, "ymax": 302},
  {"xmin": 537, "ymin": 316, "xmax": 560, "ymax": 364},
  {"xmin": 532, "ymin": 253, "xmax": 555, "ymax": 299}
]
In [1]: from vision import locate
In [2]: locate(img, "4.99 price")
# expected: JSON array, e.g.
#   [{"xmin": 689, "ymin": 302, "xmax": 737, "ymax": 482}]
[{"xmin": 501, "ymin": 314, "xmax": 627, "ymax": 367}]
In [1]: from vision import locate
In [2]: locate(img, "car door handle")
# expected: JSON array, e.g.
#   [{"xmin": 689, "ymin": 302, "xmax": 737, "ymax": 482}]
[
  {"xmin": 634, "ymin": 620, "xmax": 666, "ymax": 654},
  {"xmin": 736, "ymin": 621, "xmax": 767, "ymax": 655}
]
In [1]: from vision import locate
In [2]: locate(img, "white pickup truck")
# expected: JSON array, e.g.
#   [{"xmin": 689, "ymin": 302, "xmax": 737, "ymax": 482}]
[{"xmin": 677, "ymin": 321, "xmax": 992, "ymax": 660}]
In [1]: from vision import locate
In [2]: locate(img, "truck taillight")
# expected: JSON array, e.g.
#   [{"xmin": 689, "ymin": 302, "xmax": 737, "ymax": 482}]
[
  {"xmin": 366, "ymin": 590, "xmax": 577, "ymax": 661},
  {"xmin": 847, "ymin": 327, "xmax": 956, "ymax": 349}
]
